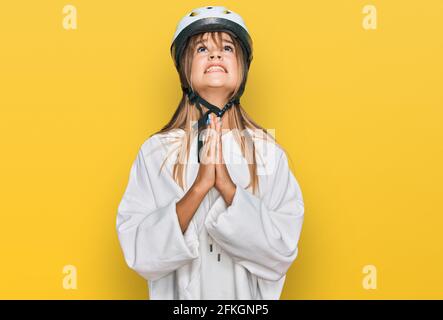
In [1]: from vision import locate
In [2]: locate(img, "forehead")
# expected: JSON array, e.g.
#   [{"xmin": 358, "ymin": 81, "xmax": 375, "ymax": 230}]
[{"xmin": 195, "ymin": 32, "xmax": 234, "ymax": 43}]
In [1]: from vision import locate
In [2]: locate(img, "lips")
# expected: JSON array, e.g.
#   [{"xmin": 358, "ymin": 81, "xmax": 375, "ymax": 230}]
[{"xmin": 205, "ymin": 63, "xmax": 227, "ymax": 73}]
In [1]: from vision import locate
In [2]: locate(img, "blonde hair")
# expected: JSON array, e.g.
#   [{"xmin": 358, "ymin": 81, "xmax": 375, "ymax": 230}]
[{"xmin": 151, "ymin": 31, "xmax": 282, "ymax": 196}]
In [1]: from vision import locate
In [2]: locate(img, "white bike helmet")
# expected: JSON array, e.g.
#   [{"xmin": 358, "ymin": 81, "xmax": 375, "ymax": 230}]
[
  {"xmin": 170, "ymin": 5, "xmax": 253, "ymax": 71},
  {"xmin": 170, "ymin": 6, "xmax": 253, "ymax": 163}
]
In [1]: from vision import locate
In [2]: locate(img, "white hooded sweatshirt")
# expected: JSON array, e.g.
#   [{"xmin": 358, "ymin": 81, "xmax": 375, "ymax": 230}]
[{"xmin": 116, "ymin": 128, "xmax": 304, "ymax": 299}]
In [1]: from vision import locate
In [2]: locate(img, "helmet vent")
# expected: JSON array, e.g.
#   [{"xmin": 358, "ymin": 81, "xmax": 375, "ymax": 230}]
[{"xmin": 189, "ymin": 11, "xmax": 198, "ymax": 17}]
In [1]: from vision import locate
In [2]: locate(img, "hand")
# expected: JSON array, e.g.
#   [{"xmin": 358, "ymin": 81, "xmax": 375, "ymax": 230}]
[
  {"xmin": 193, "ymin": 114, "xmax": 217, "ymax": 194},
  {"xmin": 213, "ymin": 116, "xmax": 237, "ymax": 205}
]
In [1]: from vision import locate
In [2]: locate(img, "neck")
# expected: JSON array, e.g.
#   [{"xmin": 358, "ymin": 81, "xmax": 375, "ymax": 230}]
[
  {"xmin": 198, "ymin": 90, "xmax": 230, "ymax": 110},
  {"xmin": 193, "ymin": 89, "xmax": 233, "ymax": 131}
]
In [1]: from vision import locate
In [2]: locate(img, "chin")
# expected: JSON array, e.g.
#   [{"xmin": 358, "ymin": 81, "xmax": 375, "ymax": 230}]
[{"xmin": 204, "ymin": 80, "xmax": 230, "ymax": 87}]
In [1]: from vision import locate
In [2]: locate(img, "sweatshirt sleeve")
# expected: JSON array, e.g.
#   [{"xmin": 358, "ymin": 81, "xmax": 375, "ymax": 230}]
[
  {"xmin": 116, "ymin": 146, "xmax": 199, "ymax": 282},
  {"xmin": 205, "ymin": 150, "xmax": 305, "ymax": 281}
]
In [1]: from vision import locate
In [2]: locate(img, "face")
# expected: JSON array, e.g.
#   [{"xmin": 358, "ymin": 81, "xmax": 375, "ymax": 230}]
[{"xmin": 190, "ymin": 32, "xmax": 239, "ymax": 97}]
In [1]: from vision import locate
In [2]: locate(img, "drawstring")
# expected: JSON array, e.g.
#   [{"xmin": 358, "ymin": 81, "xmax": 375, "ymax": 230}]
[
  {"xmin": 208, "ymin": 239, "xmax": 222, "ymax": 262},
  {"xmin": 183, "ymin": 87, "xmax": 240, "ymax": 163},
  {"xmin": 206, "ymin": 187, "xmax": 222, "ymax": 262}
]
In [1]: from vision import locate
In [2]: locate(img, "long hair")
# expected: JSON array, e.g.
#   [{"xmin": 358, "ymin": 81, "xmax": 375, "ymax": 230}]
[{"xmin": 150, "ymin": 31, "xmax": 281, "ymax": 195}]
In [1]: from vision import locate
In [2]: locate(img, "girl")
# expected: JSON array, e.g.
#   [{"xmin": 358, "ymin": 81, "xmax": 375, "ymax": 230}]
[{"xmin": 116, "ymin": 6, "xmax": 305, "ymax": 300}]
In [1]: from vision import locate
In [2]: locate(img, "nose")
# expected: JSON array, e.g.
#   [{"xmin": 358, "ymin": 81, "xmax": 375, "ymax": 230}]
[
  {"xmin": 209, "ymin": 53, "xmax": 221, "ymax": 60},
  {"xmin": 209, "ymin": 48, "xmax": 222, "ymax": 60}
]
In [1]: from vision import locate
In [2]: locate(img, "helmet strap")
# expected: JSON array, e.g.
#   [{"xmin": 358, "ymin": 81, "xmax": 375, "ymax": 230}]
[{"xmin": 183, "ymin": 87, "xmax": 240, "ymax": 163}]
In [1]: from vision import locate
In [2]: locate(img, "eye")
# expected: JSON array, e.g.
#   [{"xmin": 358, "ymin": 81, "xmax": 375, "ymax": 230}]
[
  {"xmin": 197, "ymin": 46, "xmax": 207, "ymax": 53},
  {"xmin": 224, "ymin": 45, "xmax": 233, "ymax": 52}
]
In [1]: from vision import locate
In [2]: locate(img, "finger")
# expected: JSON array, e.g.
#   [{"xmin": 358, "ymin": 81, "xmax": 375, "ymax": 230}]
[
  {"xmin": 215, "ymin": 115, "xmax": 221, "ymax": 133},
  {"xmin": 209, "ymin": 114, "xmax": 216, "ymax": 136},
  {"xmin": 205, "ymin": 115, "xmax": 212, "ymax": 140},
  {"xmin": 204, "ymin": 117, "xmax": 212, "ymax": 156},
  {"xmin": 216, "ymin": 117, "xmax": 223, "ymax": 163},
  {"xmin": 207, "ymin": 128, "xmax": 216, "ymax": 164},
  {"xmin": 215, "ymin": 133, "xmax": 221, "ymax": 164},
  {"xmin": 215, "ymin": 117, "xmax": 222, "ymax": 164},
  {"xmin": 204, "ymin": 115, "xmax": 218, "ymax": 164},
  {"xmin": 201, "ymin": 129, "xmax": 209, "ymax": 152},
  {"xmin": 200, "ymin": 126, "xmax": 211, "ymax": 162},
  {"xmin": 203, "ymin": 115, "xmax": 216, "ymax": 162},
  {"xmin": 212, "ymin": 121, "xmax": 219, "ymax": 161},
  {"xmin": 210, "ymin": 113, "xmax": 214, "ymax": 129}
]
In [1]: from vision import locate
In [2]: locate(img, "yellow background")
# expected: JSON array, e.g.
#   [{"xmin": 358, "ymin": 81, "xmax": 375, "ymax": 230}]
[{"xmin": 0, "ymin": 1, "xmax": 442, "ymax": 299}]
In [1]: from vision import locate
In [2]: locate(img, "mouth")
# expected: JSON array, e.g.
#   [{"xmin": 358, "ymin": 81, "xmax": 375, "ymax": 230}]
[{"xmin": 205, "ymin": 65, "xmax": 227, "ymax": 73}]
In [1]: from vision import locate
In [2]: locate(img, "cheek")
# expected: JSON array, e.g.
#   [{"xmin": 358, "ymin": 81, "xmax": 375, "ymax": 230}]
[
  {"xmin": 191, "ymin": 58, "xmax": 206, "ymax": 78},
  {"xmin": 227, "ymin": 59, "xmax": 239, "ymax": 79}
]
